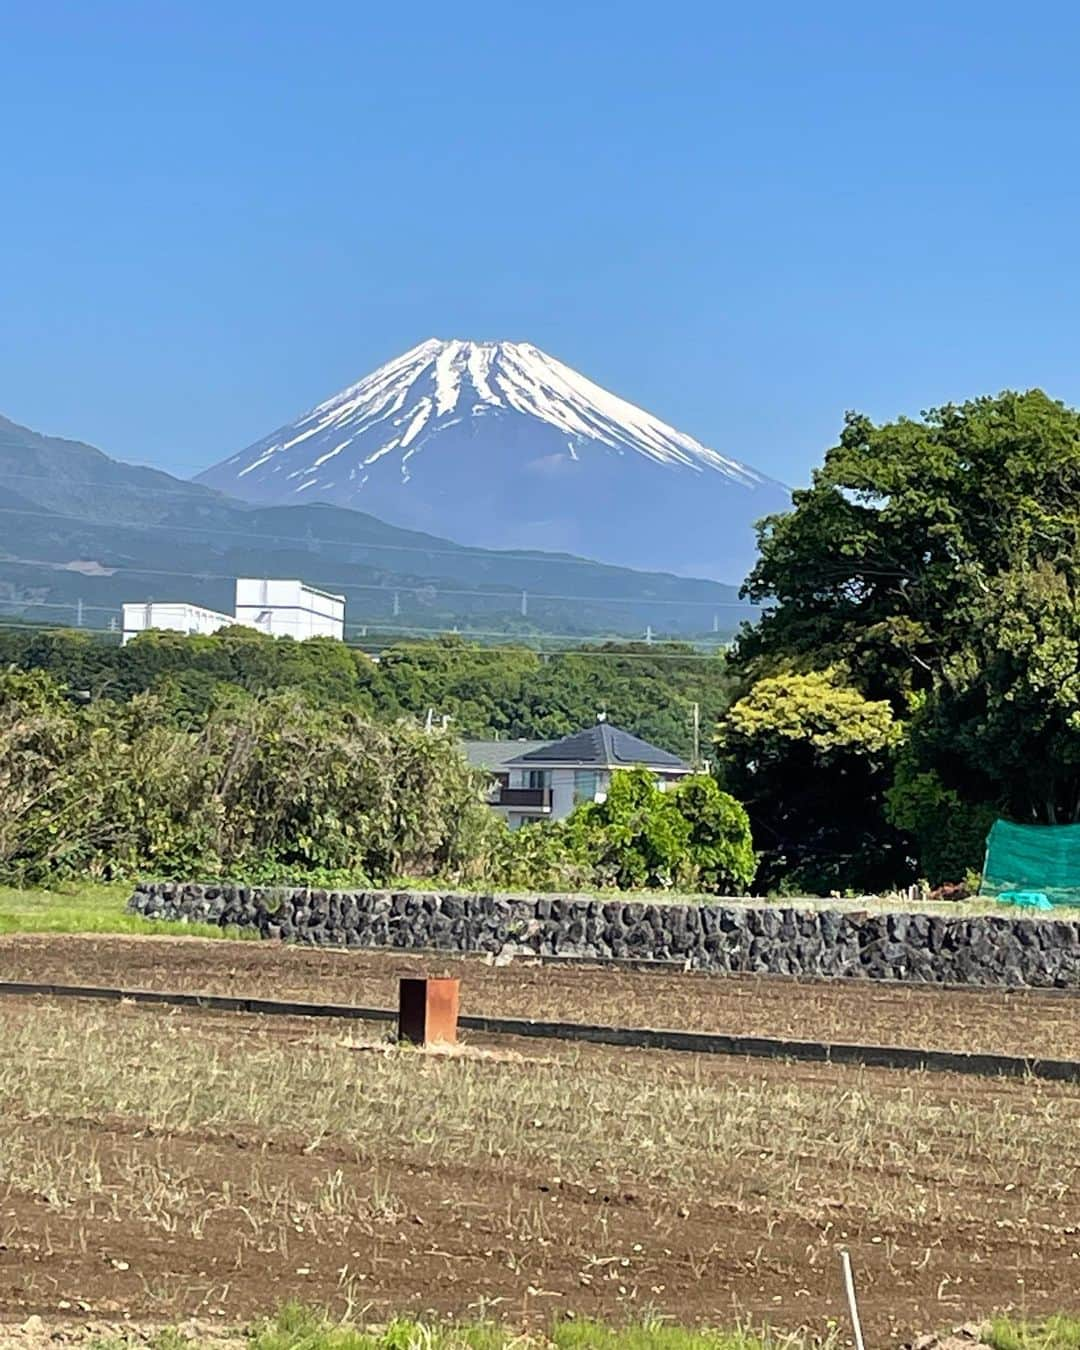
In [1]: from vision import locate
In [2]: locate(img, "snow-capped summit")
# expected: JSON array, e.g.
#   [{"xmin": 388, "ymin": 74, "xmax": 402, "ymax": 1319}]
[{"xmin": 196, "ymin": 339, "xmax": 789, "ymax": 581}]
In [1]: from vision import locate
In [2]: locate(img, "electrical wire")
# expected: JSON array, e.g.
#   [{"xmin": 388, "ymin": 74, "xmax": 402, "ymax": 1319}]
[
  {"xmin": 0, "ymin": 500, "xmax": 751, "ymax": 585},
  {"xmin": 0, "ymin": 614, "xmax": 732, "ymax": 659},
  {"xmin": 0, "ymin": 554, "xmax": 759, "ymax": 611}
]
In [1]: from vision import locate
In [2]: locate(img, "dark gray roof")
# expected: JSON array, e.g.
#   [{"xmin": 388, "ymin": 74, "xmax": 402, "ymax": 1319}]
[
  {"xmin": 462, "ymin": 739, "xmax": 552, "ymax": 772},
  {"xmin": 505, "ymin": 723, "xmax": 689, "ymax": 771}
]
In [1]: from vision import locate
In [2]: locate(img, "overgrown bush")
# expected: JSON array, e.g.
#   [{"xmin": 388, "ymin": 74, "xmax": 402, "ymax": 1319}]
[
  {"xmin": 554, "ymin": 768, "xmax": 756, "ymax": 893},
  {"xmin": 0, "ymin": 671, "xmax": 756, "ymax": 894},
  {"xmin": 0, "ymin": 670, "xmax": 497, "ymax": 886}
]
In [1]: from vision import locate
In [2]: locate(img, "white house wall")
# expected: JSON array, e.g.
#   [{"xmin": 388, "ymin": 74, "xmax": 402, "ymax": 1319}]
[
  {"xmin": 550, "ymin": 768, "xmax": 576, "ymax": 819},
  {"xmin": 505, "ymin": 764, "xmax": 686, "ymax": 822}
]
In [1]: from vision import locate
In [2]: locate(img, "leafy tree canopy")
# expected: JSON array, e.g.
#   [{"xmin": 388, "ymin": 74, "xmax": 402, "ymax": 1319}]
[
  {"xmin": 715, "ymin": 668, "xmax": 906, "ymax": 894},
  {"xmin": 561, "ymin": 768, "xmax": 756, "ymax": 893},
  {"xmin": 738, "ymin": 390, "xmax": 1080, "ymax": 700},
  {"xmin": 728, "ymin": 390, "xmax": 1080, "ymax": 883},
  {"xmin": 0, "ymin": 629, "xmax": 731, "ymax": 761}
]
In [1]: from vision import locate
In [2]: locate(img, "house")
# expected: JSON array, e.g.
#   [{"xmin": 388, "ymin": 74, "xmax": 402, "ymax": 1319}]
[
  {"xmin": 466, "ymin": 722, "xmax": 692, "ymax": 829},
  {"xmin": 463, "ymin": 739, "xmax": 553, "ymax": 820}
]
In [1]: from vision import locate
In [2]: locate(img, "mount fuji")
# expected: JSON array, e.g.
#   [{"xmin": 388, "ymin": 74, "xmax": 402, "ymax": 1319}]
[{"xmin": 195, "ymin": 339, "xmax": 789, "ymax": 581}]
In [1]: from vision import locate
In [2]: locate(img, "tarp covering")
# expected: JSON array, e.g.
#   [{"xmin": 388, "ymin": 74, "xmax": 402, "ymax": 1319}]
[{"xmin": 983, "ymin": 819, "xmax": 1080, "ymax": 907}]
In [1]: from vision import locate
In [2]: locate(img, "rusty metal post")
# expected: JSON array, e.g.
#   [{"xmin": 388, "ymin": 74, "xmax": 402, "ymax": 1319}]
[{"xmin": 398, "ymin": 976, "xmax": 460, "ymax": 1047}]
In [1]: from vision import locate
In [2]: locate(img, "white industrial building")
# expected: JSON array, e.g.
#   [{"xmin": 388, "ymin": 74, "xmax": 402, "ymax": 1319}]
[
  {"xmin": 233, "ymin": 578, "xmax": 345, "ymax": 640},
  {"xmin": 120, "ymin": 578, "xmax": 346, "ymax": 645},
  {"xmin": 121, "ymin": 601, "xmax": 234, "ymax": 645}
]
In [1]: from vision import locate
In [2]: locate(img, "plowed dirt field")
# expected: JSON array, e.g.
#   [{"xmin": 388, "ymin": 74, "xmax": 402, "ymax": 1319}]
[
  {"xmin": 1, "ymin": 937, "xmax": 1077, "ymax": 1341},
  {"xmin": 2, "ymin": 932, "xmax": 1077, "ymax": 1059}
]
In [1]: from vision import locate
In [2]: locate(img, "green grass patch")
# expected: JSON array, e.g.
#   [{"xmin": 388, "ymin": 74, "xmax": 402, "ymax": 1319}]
[
  {"xmin": 86, "ymin": 1316, "xmax": 1080, "ymax": 1350},
  {"xmin": 0, "ymin": 881, "xmax": 242, "ymax": 939},
  {"xmin": 116, "ymin": 1304, "xmax": 839, "ymax": 1350},
  {"xmin": 986, "ymin": 1317, "xmax": 1080, "ymax": 1350}
]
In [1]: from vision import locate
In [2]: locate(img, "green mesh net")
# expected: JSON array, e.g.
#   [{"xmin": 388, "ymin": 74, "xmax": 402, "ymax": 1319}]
[{"xmin": 982, "ymin": 819, "xmax": 1080, "ymax": 907}]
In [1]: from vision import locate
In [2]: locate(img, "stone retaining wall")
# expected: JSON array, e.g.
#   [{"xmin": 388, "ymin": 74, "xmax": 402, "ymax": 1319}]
[{"xmin": 127, "ymin": 882, "xmax": 1080, "ymax": 989}]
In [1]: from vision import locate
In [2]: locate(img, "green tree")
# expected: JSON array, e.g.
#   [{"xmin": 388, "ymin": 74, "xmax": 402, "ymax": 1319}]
[
  {"xmin": 739, "ymin": 391, "xmax": 1080, "ymax": 700},
  {"xmin": 884, "ymin": 564, "xmax": 1080, "ymax": 881},
  {"xmin": 669, "ymin": 774, "xmax": 756, "ymax": 893},
  {"xmin": 563, "ymin": 768, "xmax": 691, "ymax": 890},
  {"xmin": 715, "ymin": 668, "xmax": 906, "ymax": 894},
  {"xmin": 0, "ymin": 669, "xmax": 86, "ymax": 882},
  {"xmin": 0, "ymin": 627, "xmax": 733, "ymax": 761},
  {"xmin": 731, "ymin": 390, "xmax": 1080, "ymax": 884},
  {"xmin": 374, "ymin": 637, "xmax": 733, "ymax": 758},
  {"xmin": 0, "ymin": 670, "xmax": 496, "ymax": 886}
]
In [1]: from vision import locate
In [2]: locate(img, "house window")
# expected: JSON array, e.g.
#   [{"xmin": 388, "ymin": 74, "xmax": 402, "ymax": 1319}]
[
  {"xmin": 573, "ymin": 769, "xmax": 599, "ymax": 803},
  {"xmin": 527, "ymin": 770, "xmax": 549, "ymax": 790}
]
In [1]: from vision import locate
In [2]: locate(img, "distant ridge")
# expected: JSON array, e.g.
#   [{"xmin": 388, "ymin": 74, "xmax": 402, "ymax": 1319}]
[{"xmin": 0, "ymin": 411, "xmax": 756, "ymax": 639}]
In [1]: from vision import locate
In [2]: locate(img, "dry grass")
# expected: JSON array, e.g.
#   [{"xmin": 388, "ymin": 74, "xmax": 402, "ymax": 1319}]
[
  {"xmin": 2, "ymin": 999, "xmax": 1077, "ymax": 1337},
  {"xmin": 2, "ymin": 1002, "xmax": 1078, "ymax": 1233}
]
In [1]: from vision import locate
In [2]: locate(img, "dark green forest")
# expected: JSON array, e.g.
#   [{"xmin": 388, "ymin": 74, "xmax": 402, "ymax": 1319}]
[
  {"xmin": 0, "ymin": 667, "xmax": 754, "ymax": 894},
  {"xmin": 0, "ymin": 627, "xmax": 730, "ymax": 762}
]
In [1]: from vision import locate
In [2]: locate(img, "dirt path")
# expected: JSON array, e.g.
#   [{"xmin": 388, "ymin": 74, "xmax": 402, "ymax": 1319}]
[{"xmin": 1, "ymin": 932, "xmax": 1078, "ymax": 1060}]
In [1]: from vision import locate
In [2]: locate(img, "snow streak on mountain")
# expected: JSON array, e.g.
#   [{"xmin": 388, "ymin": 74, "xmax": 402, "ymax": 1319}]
[{"xmin": 196, "ymin": 339, "xmax": 789, "ymax": 582}]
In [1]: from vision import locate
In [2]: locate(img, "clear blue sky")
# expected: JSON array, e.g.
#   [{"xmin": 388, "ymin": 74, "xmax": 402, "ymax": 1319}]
[{"xmin": 4, "ymin": 1, "xmax": 1080, "ymax": 486}]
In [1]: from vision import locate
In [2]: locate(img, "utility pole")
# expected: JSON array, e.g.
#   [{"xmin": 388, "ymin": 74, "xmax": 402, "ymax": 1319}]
[{"xmin": 691, "ymin": 701, "xmax": 701, "ymax": 769}]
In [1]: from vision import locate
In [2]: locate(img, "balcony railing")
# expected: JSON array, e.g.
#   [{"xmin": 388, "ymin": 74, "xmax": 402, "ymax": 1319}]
[{"xmin": 495, "ymin": 787, "xmax": 552, "ymax": 810}]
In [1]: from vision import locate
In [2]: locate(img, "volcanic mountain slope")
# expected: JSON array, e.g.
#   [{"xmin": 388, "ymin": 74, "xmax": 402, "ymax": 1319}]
[{"xmin": 196, "ymin": 339, "xmax": 789, "ymax": 582}]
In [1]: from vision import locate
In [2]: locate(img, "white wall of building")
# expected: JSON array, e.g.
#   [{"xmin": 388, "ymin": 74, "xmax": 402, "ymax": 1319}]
[
  {"xmin": 506, "ymin": 765, "xmax": 685, "ymax": 821},
  {"xmin": 507, "ymin": 765, "xmax": 612, "ymax": 820},
  {"xmin": 234, "ymin": 578, "xmax": 345, "ymax": 641},
  {"xmin": 121, "ymin": 601, "xmax": 233, "ymax": 646}
]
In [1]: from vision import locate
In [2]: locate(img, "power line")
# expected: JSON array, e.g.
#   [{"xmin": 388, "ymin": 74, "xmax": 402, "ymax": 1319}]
[
  {"xmin": 0, "ymin": 554, "xmax": 759, "ymax": 611},
  {"xmin": 0, "ymin": 501, "xmax": 748, "ymax": 584},
  {"xmin": 0, "ymin": 615, "xmax": 732, "ymax": 660},
  {"xmin": 0, "ymin": 598, "xmax": 730, "ymax": 647}
]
